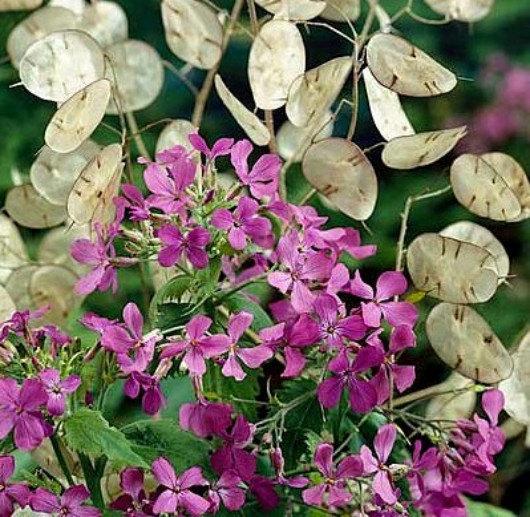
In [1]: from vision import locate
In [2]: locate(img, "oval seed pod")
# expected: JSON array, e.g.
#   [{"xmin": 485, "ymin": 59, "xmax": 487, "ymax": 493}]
[
  {"xmin": 214, "ymin": 75, "xmax": 270, "ymax": 146},
  {"xmin": 156, "ymin": 119, "xmax": 196, "ymax": 155},
  {"xmin": 0, "ymin": 285, "xmax": 16, "ymax": 322},
  {"xmin": 30, "ymin": 141, "xmax": 101, "ymax": 206},
  {"xmin": 425, "ymin": 0, "xmax": 494, "ymax": 22},
  {"xmin": 45, "ymin": 79, "xmax": 111, "ymax": 154},
  {"xmin": 5, "ymin": 265, "xmax": 37, "ymax": 315},
  {"xmin": 79, "ymin": 1, "xmax": 128, "ymax": 48},
  {"xmin": 450, "ymin": 153, "xmax": 527, "ymax": 221},
  {"xmin": 440, "ymin": 221, "xmax": 509, "ymax": 281},
  {"xmin": 19, "ymin": 30, "xmax": 105, "ymax": 102},
  {"xmin": 0, "ymin": 214, "xmax": 28, "ymax": 284},
  {"xmin": 5, "ymin": 185, "xmax": 67, "ymax": 229},
  {"xmin": 161, "ymin": 0, "xmax": 223, "ymax": 70},
  {"xmin": 366, "ymin": 33, "xmax": 457, "ymax": 97},
  {"xmin": 49, "ymin": 0, "xmax": 85, "ymax": 15},
  {"xmin": 67, "ymin": 143, "xmax": 123, "ymax": 225},
  {"xmin": 362, "ymin": 68, "xmax": 415, "ymax": 141},
  {"xmin": 500, "ymin": 330, "xmax": 530, "ymax": 426},
  {"xmin": 406, "ymin": 233, "xmax": 498, "ymax": 303},
  {"xmin": 7, "ymin": 6, "xmax": 78, "ymax": 68},
  {"xmin": 382, "ymin": 126, "xmax": 466, "ymax": 169},
  {"xmin": 105, "ymin": 40, "xmax": 164, "ymax": 114},
  {"xmin": 302, "ymin": 137, "xmax": 378, "ymax": 221},
  {"xmin": 426, "ymin": 302, "xmax": 513, "ymax": 384},
  {"xmin": 0, "ymin": 0, "xmax": 42, "ymax": 10},
  {"xmin": 277, "ymin": 111, "xmax": 333, "ymax": 162},
  {"xmin": 425, "ymin": 372, "xmax": 477, "ymax": 424},
  {"xmin": 320, "ymin": 0, "xmax": 360, "ymax": 21},
  {"xmin": 254, "ymin": 0, "xmax": 326, "ymax": 21},
  {"xmin": 286, "ymin": 56, "xmax": 352, "ymax": 128},
  {"xmin": 248, "ymin": 20, "xmax": 305, "ymax": 110}
]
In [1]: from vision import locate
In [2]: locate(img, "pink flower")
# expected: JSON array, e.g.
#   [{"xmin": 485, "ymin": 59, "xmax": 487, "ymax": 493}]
[
  {"xmin": 350, "ymin": 270, "xmax": 418, "ymax": 328},
  {"xmin": 207, "ymin": 470, "xmax": 246, "ymax": 513},
  {"xmin": 212, "ymin": 196, "xmax": 273, "ymax": 250},
  {"xmin": 31, "ymin": 485, "xmax": 101, "ymax": 517},
  {"xmin": 317, "ymin": 348, "xmax": 384, "ymax": 414},
  {"xmin": 160, "ymin": 315, "xmax": 230, "ymax": 376},
  {"xmin": 231, "ymin": 139, "xmax": 280, "ymax": 199},
  {"xmin": 271, "ymin": 448, "xmax": 308, "ymax": 488},
  {"xmin": 179, "ymin": 401, "xmax": 233, "ymax": 438},
  {"xmin": 151, "ymin": 457, "xmax": 210, "ymax": 516},
  {"xmin": 158, "ymin": 224, "xmax": 211, "ymax": 270},
  {"xmin": 0, "ymin": 378, "xmax": 50, "ymax": 450},
  {"xmin": 221, "ymin": 312, "xmax": 273, "ymax": 381},
  {"xmin": 123, "ymin": 372, "xmax": 166, "ymax": 416},
  {"xmin": 110, "ymin": 467, "xmax": 152, "ymax": 516},
  {"xmin": 360, "ymin": 424, "xmax": 399, "ymax": 505},
  {"xmin": 0, "ymin": 455, "xmax": 31, "ymax": 515},
  {"xmin": 302, "ymin": 443, "xmax": 363, "ymax": 508},
  {"xmin": 39, "ymin": 369, "xmax": 81, "ymax": 416},
  {"xmin": 189, "ymin": 132, "xmax": 233, "ymax": 161},
  {"xmin": 120, "ymin": 184, "xmax": 151, "ymax": 221}
]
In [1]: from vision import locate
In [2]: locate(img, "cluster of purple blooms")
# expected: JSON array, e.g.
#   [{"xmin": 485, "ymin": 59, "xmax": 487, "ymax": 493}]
[{"xmin": 0, "ymin": 133, "xmax": 506, "ymax": 516}]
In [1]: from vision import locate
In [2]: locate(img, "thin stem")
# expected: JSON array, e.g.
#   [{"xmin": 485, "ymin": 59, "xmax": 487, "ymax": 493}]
[
  {"xmin": 192, "ymin": 0, "xmax": 245, "ymax": 127},
  {"xmin": 126, "ymin": 111, "xmax": 151, "ymax": 161},
  {"xmin": 162, "ymin": 60, "xmax": 199, "ymax": 96},
  {"xmin": 299, "ymin": 188, "xmax": 317, "ymax": 206},
  {"xmin": 392, "ymin": 379, "xmax": 474, "ymax": 408},
  {"xmin": 49, "ymin": 434, "xmax": 75, "ymax": 486}
]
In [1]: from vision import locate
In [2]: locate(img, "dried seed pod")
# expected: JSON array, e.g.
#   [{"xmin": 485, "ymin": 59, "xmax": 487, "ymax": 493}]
[
  {"xmin": 0, "ymin": 285, "xmax": 16, "ymax": 324},
  {"xmin": 500, "ymin": 330, "xmax": 530, "ymax": 425},
  {"xmin": 0, "ymin": 214, "xmax": 28, "ymax": 284},
  {"xmin": 19, "ymin": 30, "xmax": 105, "ymax": 102},
  {"xmin": 214, "ymin": 75, "xmax": 270, "ymax": 146},
  {"xmin": 248, "ymin": 20, "xmax": 305, "ymax": 110},
  {"xmin": 7, "ymin": 6, "xmax": 78, "ymax": 68},
  {"xmin": 366, "ymin": 33, "xmax": 457, "ymax": 97},
  {"xmin": 320, "ymin": 0, "xmax": 360, "ymax": 21},
  {"xmin": 45, "ymin": 79, "xmax": 111, "ymax": 154},
  {"xmin": 254, "ymin": 0, "xmax": 326, "ymax": 20},
  {"xmin": 286, "ymin": 56, "xmax": 352, "ymax": 128},
  {"xmin": 105, "ymin": 40, "xmax": 164, "ymax": 114},
  {"xmin": 425, "ymin": 372, "xmax": 476, "ymax": 424},
  {"xmin": 382, "ymin": 126, "xmax": 466, "ymax": 169},
  {"xmin": 161, "ymin": 0, "xmax": 223, "ymax": 70},
  {"xmin": 49, "ymin": 0, "xmax": 85, "ymax": 15},
  {"xmin": 156, "ymin": 119, "xmax": 196, "ymax": 155},
  {"xmin": 362, "ymin": 68, "xmax": 415, "ymax": 141},
  {"xmin": 440, "ymin": 221, "xmax": 509, "ymax": 281},
  {"xmin": 5, "ymin": 266, "xmax": 37, "ymax": 315},
  {"xmin": 5, "ymin": 185, "xmax": 67, "ymax": 229},
  {"xmin": 0, "ymin": 0, "xmax": 42, "ymax": 11},
  {"xmin": 30, "ymin": 141, "xmax": 100, "ymax": 206},
  {"xmin": 450, "ymin": 152, "xmax": 529, "ymax": 221},
  {"xmin": 426, "ymin": 302, "xmax": 513, "ymax": 384},
  {"xmin": 425, "ymin": 0, "xmax": 494, "ymax": 22},
  {"xmin": 302, "ymin": 138, "xmax": 378, "ymax": 221},
  {"xmin": 79, "ymin": 1, "xmax": 128, "ymax": 48},
  {"xmin": 67, "ymin": 143, "xmax": 123, "ymax": 225},
  {"xmin": 406, "ymin": 233, "xmax": 498, "ymax": 303},
  {"xmin": 277, "ymin": 111, "xmax": 333, "ymax": 162}
]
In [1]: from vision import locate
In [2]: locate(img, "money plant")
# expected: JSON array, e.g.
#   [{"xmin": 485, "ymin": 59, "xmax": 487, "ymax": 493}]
[{"xmin": 0, "ymin": 0, "xmax": 528, "ymax": 516}]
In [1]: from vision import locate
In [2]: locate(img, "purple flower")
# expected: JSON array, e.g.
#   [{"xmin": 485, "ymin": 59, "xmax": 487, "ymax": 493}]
[
  {"xmin": 31, "ymin": 485, "xmax": 101, "ymax": 516},
  {"xmin": 248, "ymin": 475, "xmax": 280, "ymax": 511},
  {"xmin": 221, "ymin": 312, "xmax": 273, "ymax": 381},
  {"xmin": 271, "ymin": 448, "xmax": 308, "ymax": 488},
  {"xmin": 151, "ymin": 457, "xmax": 210, "ymax": 516},
  {"xmin": 231, "ymin": 139, "xmax": 280, "ymax": 199},
  {"xmin": 0, "ymin": 455, "xmax": 31, "ymax": 516},
  {"xmin": 0, "ymin": 378, "xmax": 49, "ymax": 450},
  {"xmin": 212, "ymin": 196, "xmax": 273, "ymax": 250},
  {"xmin": 123, "ymin": 372, "xmax": 166, "ymax": 416},
  {"xmin": 317, "ymin": 348, "xmax": 384, "ymax": 414},
  {"xmin": 350, "ymin": 270, "xmax": 418, "ymax": 328},
  {"xmin": 360, "ymin": 424, "xmax": 399, "ymax": 505},
  {"xmin": 39, "ymin": 369, "xmax": 81, "ymax": 416},
  {"xmin": 207, "ymin": 470, "xmax": 245, "ymax": 513},
  {"xmin": 158, "ymin": 224, "xmax": 211, "ymax": 270},
  {"xmin": 189, "ymin": 133, "xmax": 233, "ymax": 161},
  {"xmin": 110, "ymin": 468, "xmax": 153, "ymax": 516},
  {"xmin": 179, "ymin": 401, "xmax": 233, "ymax": 438},
  {"xmin": 101, "ymin": 303, "xmax": 161, "ymax": 374},
  {"xmin": 160, "ymin": 315, "xmax": 230, "ymax": 376},
  {"xmin": 314, "ymin": 294, "xmax": 367, "ymax": 349},
  {"xmin": 120, "ymin": 184, "xmax": 151, "ymax": 221},
  {"xmin": 302, "ymin": 443, "xmax": 363, "ymax": 508},
  {"xmin": 336, "ymin": 228, "xmax": 377, "ymax": 260}
]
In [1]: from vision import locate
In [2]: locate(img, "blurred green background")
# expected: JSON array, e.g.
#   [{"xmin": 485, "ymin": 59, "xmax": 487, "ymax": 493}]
[{"xmin": 0, "ymin": 0, "xmax": 529, "ymax": 513}]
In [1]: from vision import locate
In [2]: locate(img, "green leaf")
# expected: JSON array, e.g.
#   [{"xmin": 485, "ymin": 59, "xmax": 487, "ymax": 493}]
[
  {"xmin": 466, "ymin": 500, "xmax": 517, "ymax": 517},
  {"xmin": 223, "ymin": 292, "xmax": 273, "ymax": 331},
  {"xmin": 149, "ymin": 275, "xmax": 193, "ymax": 324},
  {"xmin": 63, "ymin": 409, "xmax": 148, "ymax": 468},
  {"xmin": 155, "ymin": 302, "xmax": 202, "ymax": 332},
  {"xmin": 121, "ymin": 419, "xmax": 210, "ymax": 472}
]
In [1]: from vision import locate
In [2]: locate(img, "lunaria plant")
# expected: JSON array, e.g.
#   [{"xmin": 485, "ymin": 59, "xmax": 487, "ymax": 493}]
[{"xmin": 0, "ymin": 0, "xmax": 528, "ymax": 516}]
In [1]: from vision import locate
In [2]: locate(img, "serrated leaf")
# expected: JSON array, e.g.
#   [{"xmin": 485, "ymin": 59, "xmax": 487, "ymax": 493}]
[
  {"xmin": 223, "ymin": 292, "xmax": 273, "ymax": 331},
  {"xmin": 64, "ymin": 409, "xmax": 148, "ymax": 467}
]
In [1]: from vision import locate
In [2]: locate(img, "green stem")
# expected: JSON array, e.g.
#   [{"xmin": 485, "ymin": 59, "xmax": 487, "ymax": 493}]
[
  {"xmin": 78, "ymin": 453, "xmax": 105, "ymax": 509},
  {"xmin": 49, "ymin": 434, "xmax": 75, "ymax": 486}
]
